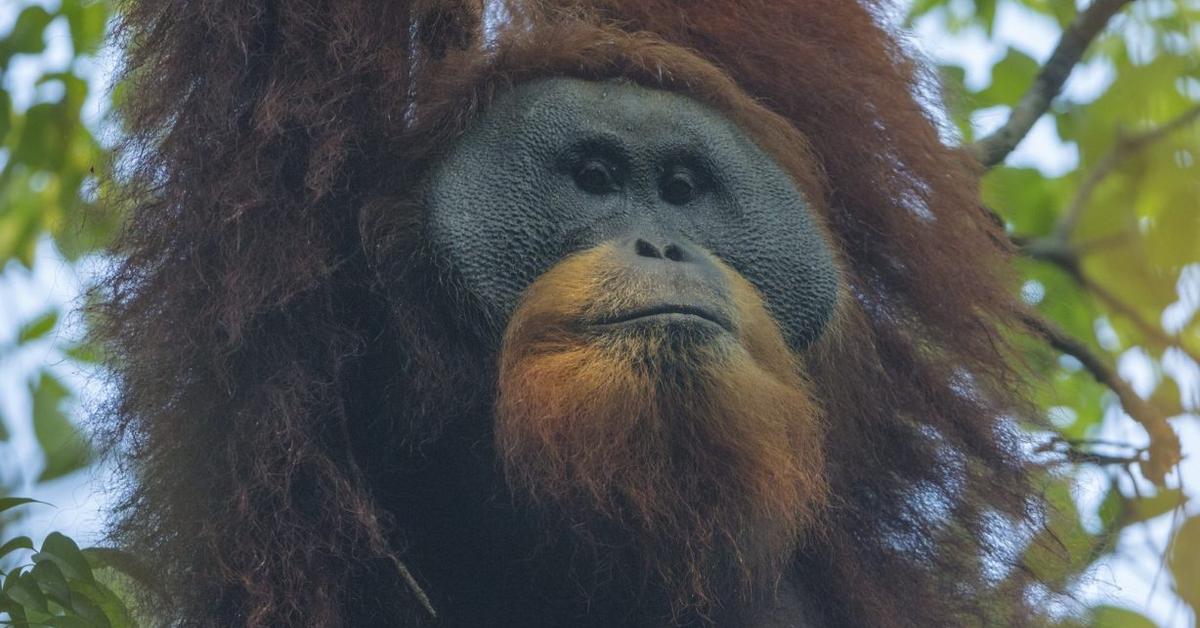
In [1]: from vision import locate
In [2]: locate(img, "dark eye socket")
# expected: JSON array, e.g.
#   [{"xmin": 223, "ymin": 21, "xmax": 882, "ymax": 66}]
[
  {"xmin": 660, "ymin": 169, "xmax": 698, "ymax": 205},
  {"xmin": 574, "ymin": 159, "xmax": 618, "ymax": 194}
]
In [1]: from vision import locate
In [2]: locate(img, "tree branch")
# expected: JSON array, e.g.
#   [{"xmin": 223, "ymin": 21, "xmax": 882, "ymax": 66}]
[
  {"xmin": 1036, "ymin": 435, "xmax": 1147, "ymax": 467},
  {"xmin": 1004, "ymin": 103, "xmax": 1200, "ymax": 391},
  {"xmin": 1081, "ymin": 273, "xmax": 1200, "ymax": 366},
  {"xmin": 1023, "ymin": 313, "xmax": 1181, "ymax": 485},
  {"xmin": 971, "ymin": 0, "xmax": 1137, "ymax": 168},
  {"xmin": 1017, "ymin": 239, "xmax": 1188, "ymax": 359}
]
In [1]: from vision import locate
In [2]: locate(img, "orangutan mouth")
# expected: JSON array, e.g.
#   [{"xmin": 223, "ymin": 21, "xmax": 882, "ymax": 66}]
[{"xmin": 592, "ymin": 303, "xmax": 733, "ymax": 332}]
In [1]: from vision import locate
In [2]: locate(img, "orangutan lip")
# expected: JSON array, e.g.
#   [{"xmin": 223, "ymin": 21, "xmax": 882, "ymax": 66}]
[{"xmin": 593, "ymin": 304, "xmax": 732, "ymax": 332}]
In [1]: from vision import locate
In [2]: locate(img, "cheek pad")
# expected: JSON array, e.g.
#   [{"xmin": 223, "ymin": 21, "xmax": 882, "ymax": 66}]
[
  {"xmin": 700, "ymin": 160, "xmax": 839, "ymax": 350},
  {"xmin": 423, "ymin": 77, "xmax": 839, "ymax": 350},
  {"xmin": 424, "ymin": 124, "xmax": 571, "ymax": 320}
]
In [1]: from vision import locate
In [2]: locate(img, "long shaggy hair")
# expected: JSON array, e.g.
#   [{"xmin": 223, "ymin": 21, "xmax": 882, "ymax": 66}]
[
  {"xmin": 96, "ymin": 0, "xmax": 1056, "ymax": 626},
  {"xmin": 496, "ymin": 244, "xmax": 828, "ymax": 621}
]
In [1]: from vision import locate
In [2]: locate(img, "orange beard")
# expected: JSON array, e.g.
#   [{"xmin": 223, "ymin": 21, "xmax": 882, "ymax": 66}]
[{"xmin": 495, "ymin": 244, "xmax": 828, "ymax": 618}]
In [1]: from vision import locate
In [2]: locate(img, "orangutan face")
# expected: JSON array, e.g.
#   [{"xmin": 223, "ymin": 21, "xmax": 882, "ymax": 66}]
[{"xmin": 424, "ymin": 77, "xmax": 836, "ymax": 614}]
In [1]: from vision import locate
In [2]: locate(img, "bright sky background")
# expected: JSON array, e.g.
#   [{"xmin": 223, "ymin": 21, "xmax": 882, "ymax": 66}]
[{"xmin": 0, "ymin": 1, "xmax": 1196, "ymax": 625}]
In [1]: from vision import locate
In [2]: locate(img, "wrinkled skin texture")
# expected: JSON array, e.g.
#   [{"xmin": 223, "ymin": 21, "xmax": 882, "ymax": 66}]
[
  {"xmin": 426, "ymin": 78, "xmax": 838, "ymax": 349},
  {"xmin": 98, "ymin": 2, "xmax": 1056, "ymax": 627}
]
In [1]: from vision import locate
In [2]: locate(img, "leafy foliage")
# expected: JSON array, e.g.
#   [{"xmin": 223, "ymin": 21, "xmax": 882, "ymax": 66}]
[
  {"xmin": 0, "ymin": 500, "xmax": 142, "ymax": 627},
  {"xmin": 1, "ymin": 1, "xmax": 117, "ymax": 621},
  {"xmin": 1, "ymin": 0, "xmax": 112, "ymax": 476},
  {"xmin": 0, "ymin": 0, "xmax": 114, "ymax": 266},
  {"xmin": 916, "ymin": 0, "xmax": 1200, "ymax": 624}
]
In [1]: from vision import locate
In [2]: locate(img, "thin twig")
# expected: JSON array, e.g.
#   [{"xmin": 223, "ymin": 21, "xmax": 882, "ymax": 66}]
[
  {"xmin": 1062, "ymin": 437, "xmax": 1147, "ymax": 451},
  {"xmin": 1016, "ymin": 235, "xmax": 1080, "ymax": 275},
  {"xmin": 1073, "ymin": 231, "xmax": 1136, "ymax": 257},
  {"xmin": 1057, "ymin": 104, "xmax": 1200, "ymax": 237},
  {"xmin": 1016, "ymin": 236, "xmax": 1200, "ymax": 366},
  {"xmin": 1066, "ymin": 451, "xmax": 1144, "ymax": 466},
  {"xmin": 1023, "ymin": 313, "xmax": 1181, "ymax": 485},
  {"xmin": 1081, "ymin": 273, "xmax": 1200, "ymax": 366},
  {"xmin": 1005, "ymin": 105, "xmax": 1200, "ymax": 374},
  {"xmin": 971, "ymin": 0, "xmax": 1138, "ymax": 168},
  {"xmin": 1037, "ymin": 435, "xmax": 1147, "ymax": 467}
]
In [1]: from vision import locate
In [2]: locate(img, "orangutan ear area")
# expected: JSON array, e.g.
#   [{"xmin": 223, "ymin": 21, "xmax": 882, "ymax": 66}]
[{"xmin": 92, "ymin": 1, "xmax": 1082, "ymax": 626}]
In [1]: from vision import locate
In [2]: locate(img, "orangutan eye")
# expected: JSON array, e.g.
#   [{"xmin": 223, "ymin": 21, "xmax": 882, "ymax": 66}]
[
  {"xmin": 660, "ymin": 169, "xmax": 698, "ymax": 205},
  {"xmin": 574, "ymin": 159, "xmax": 618, "ymax": 194}
]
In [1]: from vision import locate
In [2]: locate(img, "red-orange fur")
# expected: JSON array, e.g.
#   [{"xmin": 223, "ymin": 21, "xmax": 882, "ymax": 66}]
[
  {"xmin": 97, "ymin": 1, "xmax": 1055, "ymax": 626},
  {"xmin": 496, "ymin": 245, "xmax": 827, "ymax": 620}
]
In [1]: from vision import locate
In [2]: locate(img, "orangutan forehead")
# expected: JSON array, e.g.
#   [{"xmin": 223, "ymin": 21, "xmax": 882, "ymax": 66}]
[{"xmin": 491, "ymin": 77, "xmax": 755, "ymax": 151}]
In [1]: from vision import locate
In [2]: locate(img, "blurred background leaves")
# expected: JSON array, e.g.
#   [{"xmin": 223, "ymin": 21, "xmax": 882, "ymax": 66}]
[
  {"xmin": 1, "ymin": 0, "xmax": 109, "ymax": 483},
  {"xmin": 0, "ymin": 0, "xmax": 1197, "ymax": 625},
  {"xmin": 914, "ymin": 0, "xmax": 1199, "ymax": 624}
]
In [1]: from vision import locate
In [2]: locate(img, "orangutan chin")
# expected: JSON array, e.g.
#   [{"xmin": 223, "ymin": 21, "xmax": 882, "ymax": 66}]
[{"xmin": 497, "ymin": 242, "xmax": 827, "ymax": 618}]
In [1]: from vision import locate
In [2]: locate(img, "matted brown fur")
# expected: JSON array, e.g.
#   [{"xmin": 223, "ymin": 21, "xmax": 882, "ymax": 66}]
[
  {"xmin": 496, "ymin": 244, "xmax": 828, "ymax": 621},
  {"xmin": 96, "ymin": 0, "xmax": 1056, "ymax": 626}
]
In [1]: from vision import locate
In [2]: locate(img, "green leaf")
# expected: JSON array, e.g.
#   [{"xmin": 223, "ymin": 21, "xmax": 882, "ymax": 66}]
[
  {"xmin": 975, "ymin": 47, "xmax": 1040, "ymax": 108},
  {"xmin": 2, "ymin": 6, "xmax": 55, "ymax": 57},
  {"xmin": 61, "ymin": 0, "xmax": 110, "ymax": 56},
  {"xmin": 1088, "ymin": 605, "xmax": 1156, "ymax": 628},
  {"xmin": 1, "ymin": 592, "xmax": 30, "ymax": 624},
  {"xmin": 13, "ymin": 102, "xmax": 71, "ymax": 172},
  {"xmin": 2, "ymin": 566, "xmax": 19, "ymax": 590},
  {"xmin": 1099, "ymin": 486, "xmax": 1188, "ymax": 538},
  {"xmin": 7, "ymin": 571, "xmax": 49, "ymax": 613},
  {"xmin": 0, "ymin": 536, "xmax": 35, "ymax": 561},
  {"xmin": 83, "ymin": 546, "xmax": 169, "ymax": 613},
  {"xmin": 1047, "ymin": 0, "xmax": 1077, "ymax": 28},
  {"xmin": 0, "ymin": 170, "xmax": 47, "ymax": 267},
  {"xmin": 45, "ymin": 618, "xmax": 99, "ymax": 628},
  {"xmin": 66, "ymin": 579, "xmax": 120, "ymax": 627},
  {"xmin": 1017, "ymin": 261, "xmax": 1102, "ymax": 354},
  {"xmin": 34, "ymin": 532, "xmax": 95, "ymax": 584},
  {"xmin": 904, "ymin": 0, "xmax": 945, "ymax": 24},
  {"xmin": 31, "ymin": 373, "xmax": 94, "ymax": 482},
  {"xmin": 984, "ymin": 166, "xmax": 1068, "ymax": 236},
  {"xmin": 38, "ymin": 72, "xmax": 90, "ymax": 110},
  {"xmin": 17, "ymin": 310, "xmax": 59, "ymax": 344},
  {"xmin": 65, "ymin": 341, "xmax": 102, "ymax": 365},
  {"xmin": 1023, "ymin": 478, "xmax": 1097, "ymax": 587},
  {"xmin": 1149, "ymin": 375, "xmax": 1186, "ymax": 419},
  {"xmin": 938, "ymin": 64, "xmax": 974, "ymax": 140},
  {"xmin": 975, "ymin": 0, "xmax": 998, "ymax": 35},
  {"xmin": 0, "ymin": 88, "xmax": 12, "ymax": 143},
  {"xmin": 1126, "ymin": 488, "xmax": 1186, "ymax": 524},
  {"xmin": 0, "ymin": 497, "xmax": 47, "ymax": 514},
  {"xmin": 31, "ymin": 560, "xmax": 72, "ymax": 607},
  {"xmin": 1171, "ymin": 515, "xmax": 1200, "ymax": 613},
  {"xmin": 63, "ymin": 584, "xmax": 111, "ymax": 627},
  {"xmin": 82, "ymin": 547, "xmax": 158, "ymax": 587},
  {"xmin": 1095, "ymin": 483, "xmax": 1122, "ymax": 529}
]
